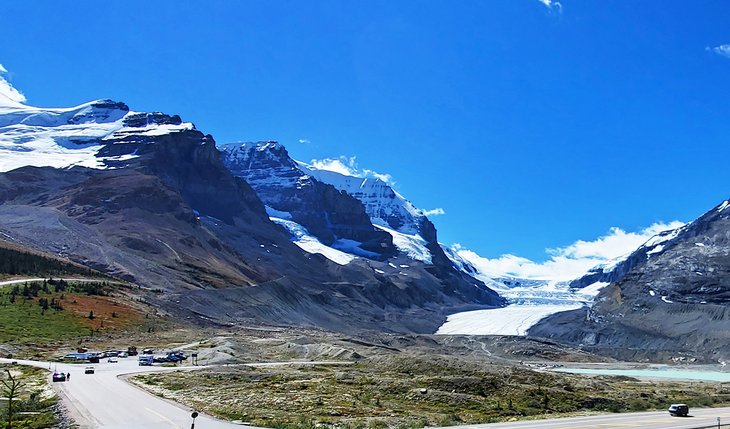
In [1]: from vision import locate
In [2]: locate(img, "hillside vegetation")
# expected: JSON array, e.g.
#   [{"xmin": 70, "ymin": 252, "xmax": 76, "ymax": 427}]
[
  {"xmin": 132, "ymin": 355, "xmax": 730, "ymax": 428},
  {"xmin": 0, "ymin": 240, "xmax": 101, "ymax": 280},
  {"xmin": 0, "ymin": 280, "xmax": 144, "ymax": 344}
]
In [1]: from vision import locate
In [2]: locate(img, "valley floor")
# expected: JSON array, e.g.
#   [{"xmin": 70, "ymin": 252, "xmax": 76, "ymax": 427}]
[{"xmin": 5, "ymin": 322, "xmax": 730, "ymax": 429}]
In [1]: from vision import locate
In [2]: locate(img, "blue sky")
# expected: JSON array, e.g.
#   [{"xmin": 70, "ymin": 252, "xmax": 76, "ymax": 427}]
[{"xmin": 2, "ymin": 0, "xmax": 730, "ymax": 267}]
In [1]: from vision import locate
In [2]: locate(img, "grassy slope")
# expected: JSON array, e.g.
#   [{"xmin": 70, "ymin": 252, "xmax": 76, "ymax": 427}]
[{"xmin": 0, "ymin": 282, "xmax": 144, "ymax": 344}]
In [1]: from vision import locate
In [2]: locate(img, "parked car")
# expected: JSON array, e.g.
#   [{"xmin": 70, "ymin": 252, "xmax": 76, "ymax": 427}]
[
  {"xmin": 668, "ymin": 403, "xmax": 689, "ymax": 417},
  {"xmin": 84, "ymin": 366, "xmax": 95, "ymax": 374},
  {"xmin": 107, "ymin": 357, "xmax": 118, "ymax": 363},
  {"xmin": 118, "ymin": 351, "xmax": 129, "ymax": 358},
  {"xmin": 138, "ymin": 355, "xmax": 154, "ymax": 366},
  {"xmin": 167, "ymin": 351, "xmax": 187, "ymax": 361},
  {"xmin": 52, "ymin": 372, "xmax": 66, "ymax": 382}
]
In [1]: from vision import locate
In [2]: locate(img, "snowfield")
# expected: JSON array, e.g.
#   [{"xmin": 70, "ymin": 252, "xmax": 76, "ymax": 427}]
[
  {"xmin": 435, "ymin": 220, "xmax": 687, "ymax": 336},
  {"xmin": 435, "ymin": 279, "xmax": 607, "ymax": 336},
  {"xmin": 436, "ymin": 303, "xmax": 584, "ymax": 336},
  {"xmin": 438, "ymin": 243, "xmax": 616, "ymax": 336}
]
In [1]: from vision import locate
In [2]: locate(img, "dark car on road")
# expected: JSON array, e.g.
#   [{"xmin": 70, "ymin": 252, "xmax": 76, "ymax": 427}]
[
  {"xmin": 52, "ymin": 372, "xmax": 66, "ymax": 382},
  {"xmin": 668, "ymin": 403, "xmax": 689, "ymax": 417}
]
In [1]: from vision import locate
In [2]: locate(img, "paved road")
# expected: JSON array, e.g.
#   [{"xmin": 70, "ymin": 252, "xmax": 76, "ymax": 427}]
[
  {"xmin": 2, "ymin": 357, "xmax": 352, "ymax": 429},
  {"xmin": 1, "ymin": 357, "xmax": 252, "ymax": 429},
  {"xmin": 445, "ymin": 408, "xmax": 730, "ymax": 429},
  {"xmin": 0, "ymin": 277, "xmax": 121, "ymax": 287}
]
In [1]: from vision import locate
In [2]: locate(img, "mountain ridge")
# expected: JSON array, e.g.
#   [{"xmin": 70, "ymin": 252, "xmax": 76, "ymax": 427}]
[
  {"xmin": 529, "ymin": 198, "xmax": 730, "ymax": 362},
  {"xmin": 0, "ymin": 83, "xmax": 505, "ymax": 334}
]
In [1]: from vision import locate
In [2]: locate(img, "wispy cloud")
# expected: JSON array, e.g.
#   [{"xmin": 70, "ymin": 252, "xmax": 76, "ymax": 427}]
[
  {"xmin": 309, "ymin": 156, "xmax": 395, "ymax": 184},
  {"xmin": 706, "ymin": 44, "xmax": 730, "ymax": 59},
  {"xmin": 537, "ymin": 0, "xmax": 562, "ymax": 11},
  {"xmin": 298, "ymin": 139, "xmax": 311, "ymax": 144},
  {"xmin": 0, "ymin": 63, "xmax": 26, "ymax": 104},
  {"xmin": 452, "ymin": 221, "xmax": 684, "ymax": 282},
  {"xmin": 422, "ymin": 208, "xmax": 446, "ymax": 217}
]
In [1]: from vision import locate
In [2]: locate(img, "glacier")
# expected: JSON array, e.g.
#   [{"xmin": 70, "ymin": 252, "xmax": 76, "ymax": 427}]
[{"xmin": 0, "ymin": 75, "xmax": 193, "ymax": 173}]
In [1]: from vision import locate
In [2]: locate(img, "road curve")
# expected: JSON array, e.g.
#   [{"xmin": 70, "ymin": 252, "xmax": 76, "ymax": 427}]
[
  {"xmin": 1, "ymin": 357, "xmax": 255, "ymax": 429},
  {"xmin": 2, "ymin": 358, "xmax": 352, "ymax": 429}
]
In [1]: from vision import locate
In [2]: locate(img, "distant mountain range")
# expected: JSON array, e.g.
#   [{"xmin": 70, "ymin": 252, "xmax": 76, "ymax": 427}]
[{"xmin": 3, "ymin": 77, "xmax": 729, "ymax": 361}]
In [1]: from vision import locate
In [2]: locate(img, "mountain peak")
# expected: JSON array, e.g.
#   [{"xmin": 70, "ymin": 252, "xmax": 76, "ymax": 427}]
[
  {"xmin": 0, "ymin": 69, "xmax": 29, "ymax": 110},
  {"xmin": 0, "ymin": 84, "xmax": 194, "ymax": 173},
  {"xmin": 299, "ymin": 162, "xmax": 426, "ymax": 235}
]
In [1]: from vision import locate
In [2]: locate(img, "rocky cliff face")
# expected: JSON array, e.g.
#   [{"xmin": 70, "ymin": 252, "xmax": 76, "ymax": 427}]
[
  {"xmin": 529, "ymin": 199, "xmax": 730, "ymax": 362},
  {"xmin": 221, "ymin": 142, "xmax": 396, "ymax": 258},
  {"xmin": 300, "ymin": 165, "xmax": 425, "ymax": 234},
  {"xmin": 298, "ymin": 163, "xmax": 445, "ymax": 263},
  {"xmin": 569, "ymin": 226, "xmax": 686, "ymax": 290}
]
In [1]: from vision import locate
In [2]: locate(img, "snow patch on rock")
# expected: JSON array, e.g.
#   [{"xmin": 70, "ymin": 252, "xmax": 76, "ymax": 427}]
[
  {"xmin": 269, "ymin": 217, "xmax": 355, "ymax": 265},
  {"xmin": 374, "ymin": 224, "xmax": 432, "ymax": 263}
]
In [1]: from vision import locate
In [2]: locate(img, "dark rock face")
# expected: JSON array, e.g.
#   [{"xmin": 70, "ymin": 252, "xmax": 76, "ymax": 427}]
[
  {"xmin": 0, "ymin": 165, "xmax": 280, "ymax": 290},
  {"xmin": 221, "ymin": 142, "xmax": 396, "ymax": 258},
  {"xmin": 66, "ymin": 100, "xmax": 130, "ymax": 125},
  {"xmin": 139, "ymin": 131, "xmax": 268, "ymax": 225},
  {"xmin": 569, "ymin": 227, "xmax": 687, "ymax": 290},
  {"xmin": 123, "ymin": 112, "xmax": 183, "ymax": 127},
  {"xmin": 530, "ymin": 199, "xmax": 730, "ymax": 362}
]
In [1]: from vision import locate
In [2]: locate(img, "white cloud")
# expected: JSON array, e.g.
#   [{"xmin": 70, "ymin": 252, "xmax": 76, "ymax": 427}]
[
  {"xmin": 537, "ymin": 0, "xmax": 562, "ymax": 11},
  {"xmin": 310, "ymin": 157, "xmax": 357, "ymax": 176},
  {"xmin": 422, "ymin": 208, "xmax": 446, "ymax": 217},
  {"xmin": 0, "ymin": 64, "xmax": 26, "ymax": 104},
  {"xmin": 452, "ymin": 221, "xmax": 684, "ymax": 282},
  {"xmin": 298, "ymin": 139, "xmax": 310, "ymax": 144},
  {"xmin": 707, "ymin": 44, "xmax": 730, "ymax": 59},
  {"xmin": 309, "ymin": 156, "xmax": 395, "ymax": 184}
]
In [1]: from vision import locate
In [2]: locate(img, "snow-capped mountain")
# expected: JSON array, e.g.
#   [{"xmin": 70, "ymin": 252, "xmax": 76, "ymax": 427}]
[
  {"xmin": 220, "ymin": 141, "xmax": 454, "ymax": 266},
  {"xmin": 298, "ymin": 163, "xmax": 424, "ymax": 234},
  {"xmin": 530, "ymin": 198, "xmax": 730, "ymax": 362},
  {"xmin": 221, "ymin": 139, "xmax": 676, "ymax": 336},
  {"xmin": 0, "ymin": 88, "xmax": 193, "ymax": 173},
  {"xmin": 297, "ymin": 162, "xmax": 439, "ymax": 264},
  {"xmin": 0, "ymin": 75, "xmax": 504, "ymax": 333},
  {"xmin": 220, "ymin": 142, "xmax": 396, "ymax": 260}
]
